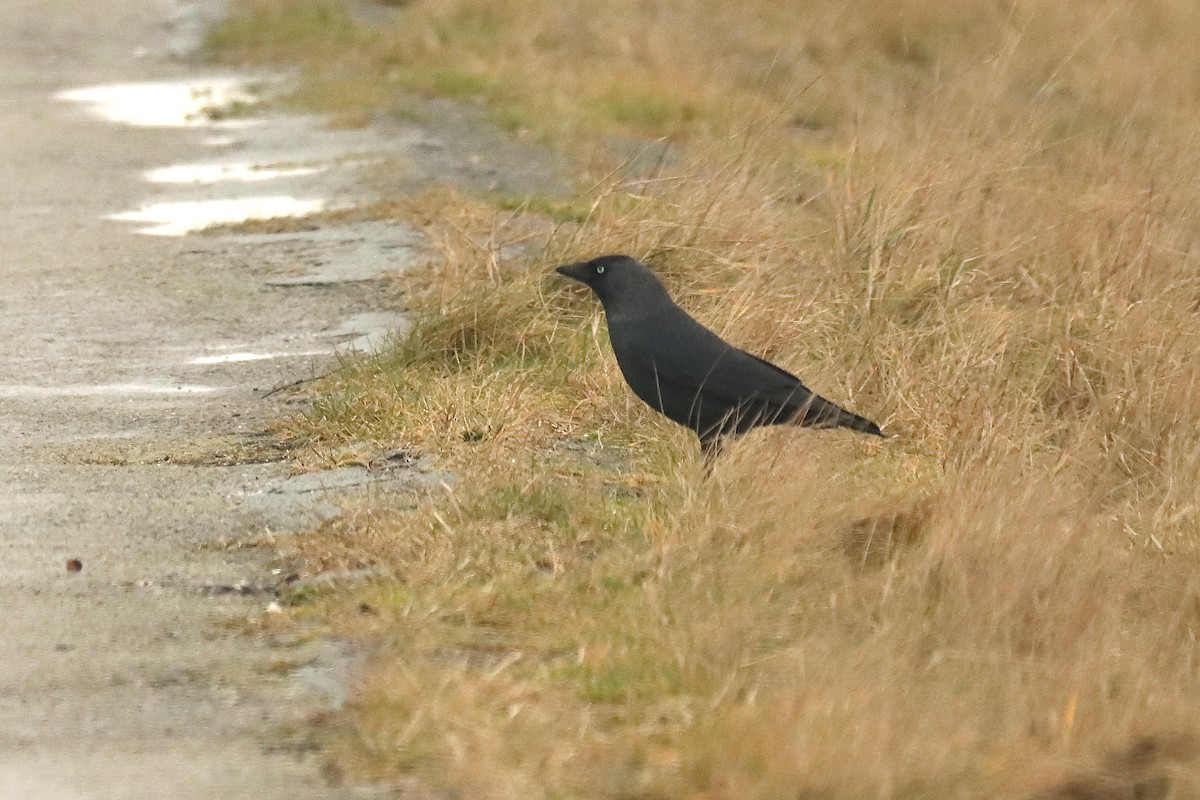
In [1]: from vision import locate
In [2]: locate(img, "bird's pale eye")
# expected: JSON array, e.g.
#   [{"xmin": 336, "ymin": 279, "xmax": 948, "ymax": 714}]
[{"xmin": 595, "ymin": 265, "xmax": 606, "ymax": 274}]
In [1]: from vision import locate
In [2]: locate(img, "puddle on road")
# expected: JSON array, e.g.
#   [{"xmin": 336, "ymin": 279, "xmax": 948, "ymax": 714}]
[
  {"xmin": 58, "ymin": 76, "xmax": 335, "ymax": 236},
  {"xmin": 146, "ymin": 162, "xmax": 325, "ymax": 184},
  {"xmin": 55, "ymin": 75, "xmax": 393, "ymax": 239},
  {"xmin": 107, "ymin": 197, "xmax": 326, "ymax": 236},
  {"xmin": 327, "ymin": 312, "xmax": 409, "ymax": 354},
  {"xmin": 0, "ymin": 383, "xmax": 222, "ymax": 398},
  {"xmin": 188, "ymin": 351, "xmax": 324, "ymax": 365},
  {"xmin": 55, "ymin": 78, "xmax": 261, "ymax": 128},
  {"xmin": 53, "ymin": 73, "xmax": 412, "ymax": 361},
  {"xmin": 247, "ymin": 222, "xmax": 426, "ymax": 286}
]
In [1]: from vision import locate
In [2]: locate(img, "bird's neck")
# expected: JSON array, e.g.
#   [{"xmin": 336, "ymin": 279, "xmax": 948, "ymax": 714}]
[{"xmin": 601, "ymin": 287, "xmax": 676, "ymax": 322}]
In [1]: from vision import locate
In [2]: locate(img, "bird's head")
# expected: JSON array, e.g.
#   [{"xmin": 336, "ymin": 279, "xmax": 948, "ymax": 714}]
[{"xmin": 555, "ymin": 254, "xmax": 669, "ymax": 312}]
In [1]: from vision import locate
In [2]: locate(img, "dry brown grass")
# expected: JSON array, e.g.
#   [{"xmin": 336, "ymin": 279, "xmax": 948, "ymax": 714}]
[{"xmin": 213, "ymin": 1, "xmax": 1200, "ymax": 797}]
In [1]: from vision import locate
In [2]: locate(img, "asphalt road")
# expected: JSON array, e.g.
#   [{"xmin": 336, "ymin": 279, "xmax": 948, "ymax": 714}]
[{"xmin": 0, "ymin": 1, "xmax": 395, "ymax": 796}]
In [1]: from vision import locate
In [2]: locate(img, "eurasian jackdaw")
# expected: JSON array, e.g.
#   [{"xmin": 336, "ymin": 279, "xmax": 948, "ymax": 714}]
[{"xmin": 557, "ymin": 254, "xmax": 884, "ymax": 456}]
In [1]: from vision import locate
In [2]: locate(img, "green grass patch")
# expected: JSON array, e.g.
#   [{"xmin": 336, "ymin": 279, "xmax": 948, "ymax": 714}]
[
  {"xmin": 203, "ymin": 2, "xmax": 362, "ymax": 58},
  {"xmin": 489, "ymin": 192, "xmax": 593, "ymax": 224},
  {"xmin": 586, "ymin": 88, "xmax": 696, "ymax": 135}
]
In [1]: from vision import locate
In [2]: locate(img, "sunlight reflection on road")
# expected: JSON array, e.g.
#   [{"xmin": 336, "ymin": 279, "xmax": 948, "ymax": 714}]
[
  {"xmin": 106, "ymin": 197, "xmax": 326, "ymax": 235},
  {"xmin": 55, "ymin": 78, "xmax": 260, "ymax": 128},
  {"xmin": 146, "ymin": 162, "xmax": 325, "ymax": 184}
]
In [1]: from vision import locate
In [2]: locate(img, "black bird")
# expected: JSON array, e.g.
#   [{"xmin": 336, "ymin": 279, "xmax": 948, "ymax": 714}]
[{"xmin": 557, "ymin": 254, "xmax": 884, "ymax": 457}]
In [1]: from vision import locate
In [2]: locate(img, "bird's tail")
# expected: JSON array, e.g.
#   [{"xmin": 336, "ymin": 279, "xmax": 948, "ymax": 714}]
[{"xmin": 795, "ymin": 394, "xmax": 885, "ymax": 437}]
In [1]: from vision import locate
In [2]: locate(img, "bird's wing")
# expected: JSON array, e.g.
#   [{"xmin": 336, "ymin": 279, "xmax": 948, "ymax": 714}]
[
  {"xmin": 646, "ymin": 336, "xmax": 810, "ymax": 406},
  {"xmin": 653, "ymin": 342, "xmax": 873, "ymax": 429},
  {"xmin": 741, "ymin": 350, "xmax": 807, "ymax": 387},
  {"xmin": 724, "ymin": 350, "xmax": 881, "ymax": 433}
]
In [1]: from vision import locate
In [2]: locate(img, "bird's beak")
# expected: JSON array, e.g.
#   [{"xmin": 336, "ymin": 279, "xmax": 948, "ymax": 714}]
[{"xmin": 555, "ymin": 262, "xmax": 590, "ymax": 284}]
